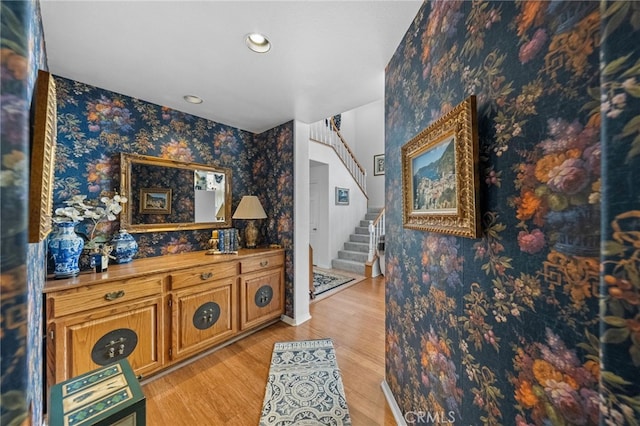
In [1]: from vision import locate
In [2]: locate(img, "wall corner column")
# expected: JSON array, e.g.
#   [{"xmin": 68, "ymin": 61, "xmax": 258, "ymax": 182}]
[{"xmin": 292, "ymin": 120, "xmax": 311, "ymax": 325}]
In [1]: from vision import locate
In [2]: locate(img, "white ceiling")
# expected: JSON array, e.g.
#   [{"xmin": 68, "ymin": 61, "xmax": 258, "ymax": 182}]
[{"xmin": 40, "ymin": 1, "xmax": 422, "ymax": 134}]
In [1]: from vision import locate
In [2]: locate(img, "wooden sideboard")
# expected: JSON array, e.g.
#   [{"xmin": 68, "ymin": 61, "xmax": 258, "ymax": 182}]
[{"xmin": 44, "ymin": 248, "xmax": 285, "ymax": 387}]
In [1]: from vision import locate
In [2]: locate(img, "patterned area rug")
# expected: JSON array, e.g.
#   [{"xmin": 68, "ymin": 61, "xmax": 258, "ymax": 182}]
[
  {"xmin": 312, "ymin": 270, "xmax": 354, "ymax": 297},
  {"xmin": 259, "ymin": 339, "xmax": 352, "ymax": 426}
]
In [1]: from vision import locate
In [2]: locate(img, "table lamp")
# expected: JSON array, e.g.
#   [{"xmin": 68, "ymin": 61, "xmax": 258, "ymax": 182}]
[{"xmin": 232, "ymin": 195, "xmax": 267, "ymax": 248}]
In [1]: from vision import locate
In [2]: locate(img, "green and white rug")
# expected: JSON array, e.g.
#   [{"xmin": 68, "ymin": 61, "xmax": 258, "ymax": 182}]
[
  {"xmin": 259, "ymin": 339, "xmax": 352, "ymax": 426},
  {"xmin": 312, "ymin": 270, "xmax": 354, "ymax": 297}
]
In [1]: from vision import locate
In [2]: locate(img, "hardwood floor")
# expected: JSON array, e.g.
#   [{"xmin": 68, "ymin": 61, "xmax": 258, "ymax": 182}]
[{"xmin": 142, "ymin": 275, "xmax": 397, "ymax": 425}]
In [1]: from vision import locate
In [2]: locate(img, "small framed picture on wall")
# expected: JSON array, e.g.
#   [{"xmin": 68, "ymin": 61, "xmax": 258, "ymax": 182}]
[
  {"xmin": 335, "ymin": 187, "xmax": 350, "ymax": 205},
  {"xmin": 374, "ymin": 154, "xmax": 385, "ymax": 176}
]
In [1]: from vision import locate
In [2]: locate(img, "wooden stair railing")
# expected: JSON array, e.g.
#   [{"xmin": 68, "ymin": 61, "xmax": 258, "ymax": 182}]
[{"xmin": 310, "ymin": 117, "xmax": 367, "ymax": 197}]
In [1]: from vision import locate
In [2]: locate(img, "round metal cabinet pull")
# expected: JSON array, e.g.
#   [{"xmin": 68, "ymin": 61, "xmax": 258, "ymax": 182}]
[
  {"xmin": 255, "ymin": 285, "xmax": 273, "ymax": 307},
  {"xmin": 91, "ymin": 328, "xmax": 138, "ymax": 365},
  {"xmin": 193, "ymin": 302, "xmax": 221, "ymax": 330}
]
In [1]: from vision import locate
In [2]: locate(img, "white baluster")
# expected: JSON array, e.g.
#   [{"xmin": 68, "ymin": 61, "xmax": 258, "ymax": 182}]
[{"xmin": 368, "ymin": 220, "xmax": 375, "ymax": 262}]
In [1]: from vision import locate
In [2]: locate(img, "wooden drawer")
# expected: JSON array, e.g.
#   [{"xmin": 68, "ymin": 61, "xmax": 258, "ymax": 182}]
[
  {"xmin": 48, "ymin": 275, "xmax": 163, "ymax": 318},
  {"xmin": 169, "ymin": 261, "xmax": 238, "ymax": 291},
  {"xmin": 240, "ymin": 253, "xmax": 284, "ymax": 274}
]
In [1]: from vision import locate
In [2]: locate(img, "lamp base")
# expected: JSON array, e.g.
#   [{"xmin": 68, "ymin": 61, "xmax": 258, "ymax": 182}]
[{"xmin": 245, "ymin": 220, "xmax": 258, "ymax": 248}]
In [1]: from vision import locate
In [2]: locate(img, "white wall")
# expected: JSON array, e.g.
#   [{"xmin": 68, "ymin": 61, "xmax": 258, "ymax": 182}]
[
  {"xmin": 309, "ymin": 140, "xmax": 367, "ymax": 268},
  {"xmin": 353, "ymin": 100, "xmax": 385, "ymax": 209},
  {"xmin": 338, "ymin": 109, "xmax": 357, "ymax": 148},
  {"xmin": 290, "ymin": 120, "xmax": 311, "ymax": 325},
  {"xmin": 334, "ymin": 100, "xmax": 385, "ymax": 209}
]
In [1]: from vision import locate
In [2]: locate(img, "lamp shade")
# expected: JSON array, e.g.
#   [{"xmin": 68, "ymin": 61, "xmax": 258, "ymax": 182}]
[{"xmin": 232, "ymin": 196, "xmax": 267, "ymax": 219}]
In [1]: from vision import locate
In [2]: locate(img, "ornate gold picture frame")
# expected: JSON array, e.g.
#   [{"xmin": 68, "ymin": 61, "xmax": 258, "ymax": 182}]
[
  {"xmin": 29, "ymin": 70, "xmax": 57, "ymax": 242},
  {"xmin": 401, "ymin": 96, "xmax": 480, "ymax": 238}
]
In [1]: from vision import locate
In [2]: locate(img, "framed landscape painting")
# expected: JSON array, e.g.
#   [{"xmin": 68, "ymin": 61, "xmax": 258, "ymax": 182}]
[
  {"xmin": 140, "ymin": 188, "xmax": 172, "ymax": 214},
  {"xmin": 401, "ymin": 96, "xmax": 480, "ymax": 238},
  {"xmin": 335, "ymin": 187, "xmax": 350, "ymax": 205}
]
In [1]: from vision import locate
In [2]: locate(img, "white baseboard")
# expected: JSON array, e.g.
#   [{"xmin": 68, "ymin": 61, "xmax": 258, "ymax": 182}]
[
  {"xmin": 280, "ymin": 313, "xmax": 312, "ymax": 326},
  {"xmin": 381, "ymin": 379, "xmax": 407, "ymax": 426}
]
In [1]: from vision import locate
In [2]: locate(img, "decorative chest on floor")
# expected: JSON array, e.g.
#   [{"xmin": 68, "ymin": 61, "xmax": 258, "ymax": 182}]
[{"xmin": 49, "ymin": 359, "xmax": 145, "ymax": 426}]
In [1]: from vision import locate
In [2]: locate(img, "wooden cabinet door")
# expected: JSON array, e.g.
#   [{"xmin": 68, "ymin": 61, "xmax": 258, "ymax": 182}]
[
  {"xmin": 240, "ymin": 268, "xmax": 284, "ymax": 331},
  {"xmin": 49, "ymin": 296, "xmax": 163, "ymax": 384},
  {"xmin": 170, "ymin": 277, "xmax": 237, "ymax": 361}
]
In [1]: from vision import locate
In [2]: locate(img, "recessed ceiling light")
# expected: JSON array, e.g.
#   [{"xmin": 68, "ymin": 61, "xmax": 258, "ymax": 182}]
[
  {"xmin": 183, "ymin": 95, "xmax": 203, "ymax": 104},
  {"xmin": 245, "ymin": 33, "xmax": 271, "ymax": 53}
]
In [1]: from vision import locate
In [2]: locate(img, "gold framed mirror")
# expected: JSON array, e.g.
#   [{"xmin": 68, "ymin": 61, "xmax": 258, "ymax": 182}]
[
  {"xmin": 120, "ymin": 153, "xmax": 232, "ymax": 233},
  {"xmin": 29, "ymin": 70, "xmax": 57, "ymax": 242}
]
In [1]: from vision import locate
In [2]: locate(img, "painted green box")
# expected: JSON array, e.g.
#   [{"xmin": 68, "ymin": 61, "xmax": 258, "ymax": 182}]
[{"xmin": 49, "ymin": 359, "xmax": 146, "ymax": 426}]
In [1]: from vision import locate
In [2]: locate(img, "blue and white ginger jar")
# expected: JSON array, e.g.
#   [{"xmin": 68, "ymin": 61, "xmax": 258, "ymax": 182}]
[
  {"xmin": 111, "ymin": 229, "xmax": 138, "ymax": 264},
  {"xmin": 48, "ymin": 221, "xmax": 84, "ymax": 278}
]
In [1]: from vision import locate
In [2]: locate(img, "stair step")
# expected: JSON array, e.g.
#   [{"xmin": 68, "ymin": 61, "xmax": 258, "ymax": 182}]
[
  {"xmin": 331, "ymin": 258, "xmax": 365, "ymax": 275},
  {"xmin": 344, "ymin": 241, "xmax": 369, "ymax": 253},
  {"xmin": 354, "ymin": 226, "xmax": 369, "ymax": 235},
  {"xmin": 349, "ymin": 233, "xmax": 370, "ymax": 243},
  {"xmin": 338, "ymin": 250, "xmax": 368, "ymax": 263},
  {"xmin": 364, "ymin": 213, "xmax": 379, "ymax": 221},
  {"xmin": 330, "ymin": 207, "xmax": 382, "ymax": 278}
]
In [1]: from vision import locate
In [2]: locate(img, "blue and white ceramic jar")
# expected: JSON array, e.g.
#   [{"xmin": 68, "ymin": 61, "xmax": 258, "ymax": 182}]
[
  {"xmin": 48, "ymin": 221, "xmax": 85, "ymax": 278},
  {"xmin": 111, "ymin": 229, "xmax": 138, "ymax": 264}
]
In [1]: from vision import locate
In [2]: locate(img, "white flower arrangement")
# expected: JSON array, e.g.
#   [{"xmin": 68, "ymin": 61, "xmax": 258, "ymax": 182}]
[{"xmin": 54, "ymin": 193, "xmax": 128, "ymax": 249}]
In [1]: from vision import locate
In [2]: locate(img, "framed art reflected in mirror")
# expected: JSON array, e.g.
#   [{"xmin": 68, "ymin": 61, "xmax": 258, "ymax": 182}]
[{"xmin": 139, "ymin": 188, "xmax": 172, "ymax": 214}]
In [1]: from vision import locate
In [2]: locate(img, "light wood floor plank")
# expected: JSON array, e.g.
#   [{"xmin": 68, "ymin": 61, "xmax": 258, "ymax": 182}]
[{"xmin": 142, "ymin": 275, "xmax": 397, "ymax": 425}]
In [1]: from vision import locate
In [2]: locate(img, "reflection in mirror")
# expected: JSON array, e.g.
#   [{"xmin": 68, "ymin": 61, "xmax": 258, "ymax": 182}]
[
  {"xmin": 194, "ymin": 170, "xmax": 226, "ymax": 222},
  {"xmin": 120, "ymin": 153, "xmax": 232, "ymax": 233}
]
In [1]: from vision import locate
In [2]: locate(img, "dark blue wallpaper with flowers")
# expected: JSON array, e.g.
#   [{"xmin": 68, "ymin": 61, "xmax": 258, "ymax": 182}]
[
  {"xmin": 1, "ymin": 1, "xmax": 47, "ymax": 424},
  {"xmin": 599, "ymin": 1, "xmax": 640, "ymax": 424},
  {"xmin": 52, "ymin": 76, "xmax": 295, "ymax": 316},
  {"xmin": 254, "ymin": 123, "xmax": 295, "ymax": 316},
  {"xmin": 386, "ymin": 1, "xmax": 639, "ymax": 425}
]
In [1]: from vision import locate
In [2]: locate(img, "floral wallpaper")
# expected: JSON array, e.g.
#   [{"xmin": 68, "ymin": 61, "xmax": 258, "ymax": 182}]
[
  {"xmin": 386, "ymin": 1, "xmax": 639, "ymax": 424},
  {"xmin": 1, "ymin": 0, "xmax": 47, "ymax": 424},
  {"xmin": 52, "ymin": 76, "xmax": 295, "ymax": 316},
  {"xmin": 254, "ymin": 123, "xmax": 295, "ymax": 316},
  {"xmin": 54, "ymin": 76, "xmax": 249, "ymax": 254},
  {"xmin": 599, "ymin": 1, "xmax": 640, "ymax": 424}
]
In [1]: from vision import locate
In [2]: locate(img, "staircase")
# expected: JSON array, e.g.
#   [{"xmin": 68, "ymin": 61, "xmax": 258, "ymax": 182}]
[{"xmin": 331, "ymin": 207, "xmax": 383, "ymax": 275}]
